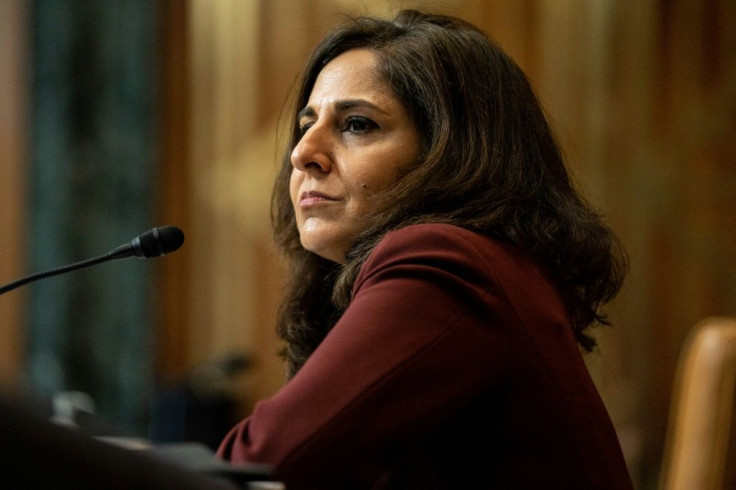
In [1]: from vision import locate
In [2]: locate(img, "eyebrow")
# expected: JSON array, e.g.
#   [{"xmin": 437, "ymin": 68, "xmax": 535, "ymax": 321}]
[{"xmin": 297, "ymin": 99, "xmax": 389, "ymax": 121}]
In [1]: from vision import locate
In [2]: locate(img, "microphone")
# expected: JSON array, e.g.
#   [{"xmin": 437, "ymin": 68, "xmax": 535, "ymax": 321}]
[{"xmin": 0, "ymin": 225, "xmax": 185, "ymax": 296}]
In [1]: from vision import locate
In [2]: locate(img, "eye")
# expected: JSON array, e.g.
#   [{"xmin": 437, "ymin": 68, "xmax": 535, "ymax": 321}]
[
  {"xmin": 343, "ymin": 116, "xmax": 377, "ymax": 133},
  {"xmin": 298, "ymin": 121, "xmax": 313, "ymax": 136}
]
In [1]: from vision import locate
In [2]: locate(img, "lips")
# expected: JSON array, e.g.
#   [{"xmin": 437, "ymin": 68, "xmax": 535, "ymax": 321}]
[{"xmin": 299, "ymin": 190, "xmax": 338, "ymax": 206}]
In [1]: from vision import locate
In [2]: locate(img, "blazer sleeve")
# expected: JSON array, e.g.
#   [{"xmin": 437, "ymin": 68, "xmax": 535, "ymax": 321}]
[{"xmin": 217, "ymin": 224, "xmax": 528, "ymax": 485}]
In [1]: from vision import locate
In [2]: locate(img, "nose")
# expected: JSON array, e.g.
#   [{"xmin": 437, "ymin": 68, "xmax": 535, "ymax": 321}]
[{"xmin": 290, "ymin": 123, "xmax": 332, "ymax": 173}]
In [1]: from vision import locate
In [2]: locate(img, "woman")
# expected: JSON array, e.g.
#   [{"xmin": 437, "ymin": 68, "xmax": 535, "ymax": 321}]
[{"xmin": 218, "ymin": 9, "xmax": 632, "ymax": 489}]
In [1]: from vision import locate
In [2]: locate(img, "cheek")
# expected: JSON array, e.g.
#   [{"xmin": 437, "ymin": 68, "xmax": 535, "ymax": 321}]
[
  {"xmin": 353, "ymin": 143, "xmax": 420, "ymax": 193},
  {"xmin": 345, "ymin": 160, "xmax": 393, "ymax": 194},
  {"xmin": 349, "ymin": 165, "xmax": 402, "ymax": 195}
]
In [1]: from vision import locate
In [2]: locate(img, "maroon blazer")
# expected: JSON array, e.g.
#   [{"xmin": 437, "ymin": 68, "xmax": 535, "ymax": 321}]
[{"xmin": 218, "ymin": 223, "xmax": 633, "ymax": 489}]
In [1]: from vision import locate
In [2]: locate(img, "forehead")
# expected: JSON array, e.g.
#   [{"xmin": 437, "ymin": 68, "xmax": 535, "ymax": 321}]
[{"xmin": 307, "ymin": 49, "xmax": 389, "ymax": 103}]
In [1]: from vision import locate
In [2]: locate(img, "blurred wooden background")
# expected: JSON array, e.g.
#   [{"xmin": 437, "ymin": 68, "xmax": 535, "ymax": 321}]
[{"xmin": 2, "ymin": 1, "xmax": 735, "ymax": 488}]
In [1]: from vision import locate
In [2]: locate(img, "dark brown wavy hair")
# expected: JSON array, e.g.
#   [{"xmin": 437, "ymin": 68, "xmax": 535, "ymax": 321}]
[{"xmin": 271, "ymin": 9, "xmax": 628, "ymax": 379}]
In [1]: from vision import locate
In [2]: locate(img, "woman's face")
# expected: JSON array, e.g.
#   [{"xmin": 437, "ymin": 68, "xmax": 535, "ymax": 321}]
[{"xmin": 290, "ymin": 49, "xmax": 422, "ymax": 263}]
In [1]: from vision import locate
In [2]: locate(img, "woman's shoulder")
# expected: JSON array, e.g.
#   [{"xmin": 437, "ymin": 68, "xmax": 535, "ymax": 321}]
[
  {"xmin": 364, "ymin": 223, "xmax": 550, "ymax": 293},
  {"xmin": 375, "ymin": 223, "xmax": 511, "ymax": 260},
  {"xmin": 385, "ymin": 222, "xmax": 481, "ymax": 240},
  {"xmin": 361, "ymin": 223, "xmax": 534, "ymax": 277}
]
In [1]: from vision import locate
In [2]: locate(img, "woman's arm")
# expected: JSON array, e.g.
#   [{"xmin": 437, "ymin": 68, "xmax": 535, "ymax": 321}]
[{"xmin": 217, "ymin": 224, "xmax": 522, "ymax": 486}]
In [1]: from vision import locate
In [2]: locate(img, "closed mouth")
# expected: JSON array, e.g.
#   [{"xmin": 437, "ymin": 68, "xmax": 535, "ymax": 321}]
[{"xmin": 299, "ymin": 190, "xmax": 340, "ymax": 207}]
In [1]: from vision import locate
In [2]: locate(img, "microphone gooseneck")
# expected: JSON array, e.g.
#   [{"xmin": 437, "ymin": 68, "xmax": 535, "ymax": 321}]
[{"xmin": 0, "ymin": 226, "xmax": 185, "ymax": 296}]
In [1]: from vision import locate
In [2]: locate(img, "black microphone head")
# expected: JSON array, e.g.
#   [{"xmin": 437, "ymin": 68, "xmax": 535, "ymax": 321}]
[
  {"xmin": 157, "ymin": 225, "xmax": 185, "ymax": 254},
  {"xmin": 135, "ymin": 226, "xmax": 185, "ymax": 258}
]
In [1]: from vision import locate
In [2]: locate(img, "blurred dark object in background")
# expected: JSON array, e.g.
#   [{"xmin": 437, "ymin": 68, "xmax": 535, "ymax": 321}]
[
  {"xmin": 0, "ymin": 391, "xmax": 275, "ymax": 489},
  {"xmin": 149, "ymin": 352, "xmax": 252, "ymax": 450}
]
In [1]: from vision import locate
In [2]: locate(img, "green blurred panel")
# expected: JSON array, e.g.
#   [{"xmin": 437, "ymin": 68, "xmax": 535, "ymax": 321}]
[{"xmin": 27, "ymin": 0, "xmax": 159, "ymax": 436}]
